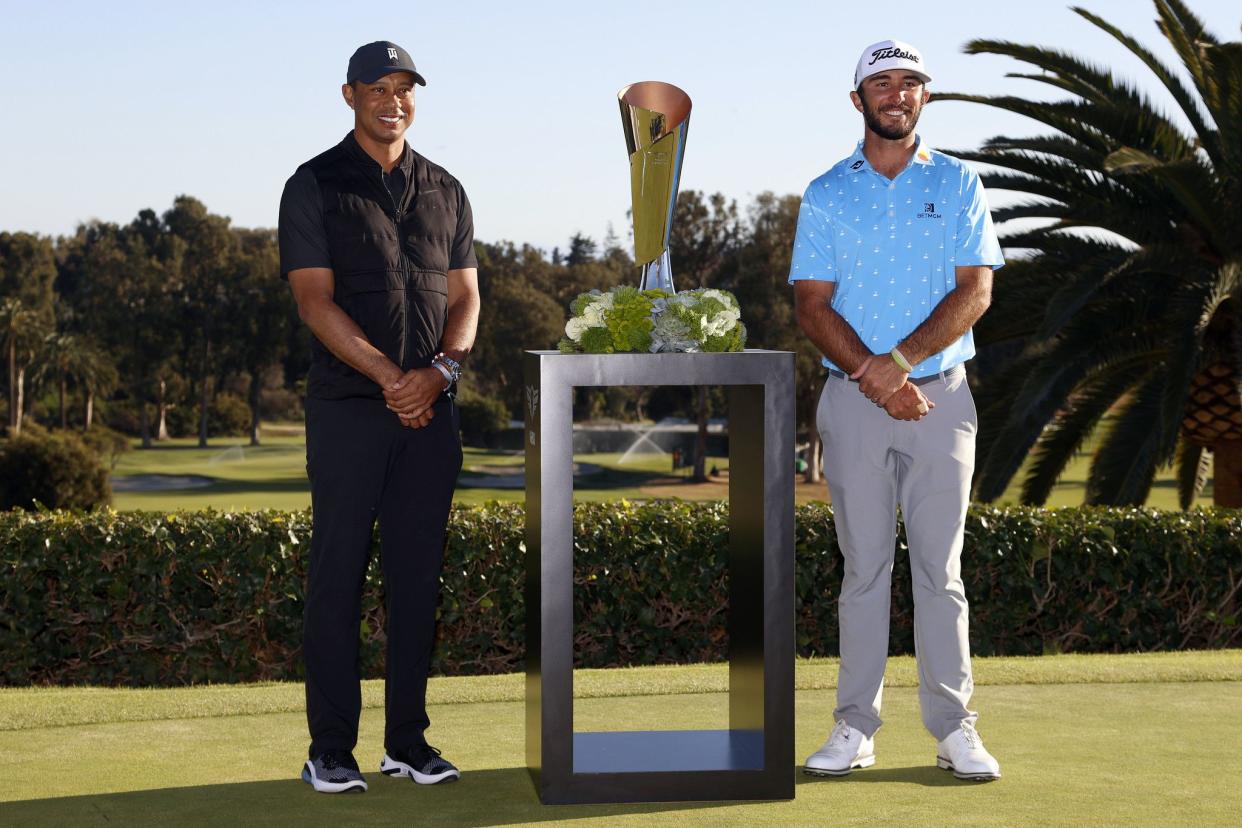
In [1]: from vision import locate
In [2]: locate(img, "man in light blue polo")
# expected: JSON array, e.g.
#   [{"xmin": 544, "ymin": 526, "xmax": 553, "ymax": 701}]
[{"xmin": 791, "ymin": 39, "xmax": 1004, "ymax": 781}]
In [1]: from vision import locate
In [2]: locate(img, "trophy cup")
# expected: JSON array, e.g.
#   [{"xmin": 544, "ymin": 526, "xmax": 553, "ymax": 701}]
[{"xmin": 618, "ymin": 81, "xmax": 691, "ymax": 293}]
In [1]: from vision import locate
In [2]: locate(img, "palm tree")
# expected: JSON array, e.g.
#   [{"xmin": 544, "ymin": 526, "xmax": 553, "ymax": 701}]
[
  {"xmin": 1, "ymin": 298, "xmax": 46, "ymax": 435},
  {"xmin": 34, "ymin": 333, "xmax": 118, "ymax": 429},
  {"xmin": 936, "ymin": 0, "xmax": 1242, "ymax": 507}
]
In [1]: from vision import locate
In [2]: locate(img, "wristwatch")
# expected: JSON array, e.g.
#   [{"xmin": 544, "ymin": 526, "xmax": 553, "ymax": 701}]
[{"xmin": 432, "ymin": 352, "xmax": 462, "ymax": 385}]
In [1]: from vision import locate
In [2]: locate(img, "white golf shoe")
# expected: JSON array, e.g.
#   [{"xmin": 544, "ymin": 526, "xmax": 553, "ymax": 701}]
[
  {"xmin": 804, "ymin": 720, "xmax": 876, "ymax": 776},
  {"xmin": 936, "ymin": 721, "xmax": 1001, "ymax": 781}
]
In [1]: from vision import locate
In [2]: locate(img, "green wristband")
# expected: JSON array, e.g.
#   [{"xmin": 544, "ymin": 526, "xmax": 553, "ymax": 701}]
[{"xmin": 890, "ymin": 348, "xmax": 913, "ymax": 373}]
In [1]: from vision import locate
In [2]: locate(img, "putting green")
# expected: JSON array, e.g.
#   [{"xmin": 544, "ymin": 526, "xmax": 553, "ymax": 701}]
[{"xmin": 2, "ymin": 654, "xmax": 1240, "ymax": 825}]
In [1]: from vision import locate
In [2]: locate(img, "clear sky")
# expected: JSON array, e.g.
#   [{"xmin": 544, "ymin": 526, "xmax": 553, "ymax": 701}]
[{"xmin": 1, "ymin": 0, "xmax": 1237, "ymax": 254}]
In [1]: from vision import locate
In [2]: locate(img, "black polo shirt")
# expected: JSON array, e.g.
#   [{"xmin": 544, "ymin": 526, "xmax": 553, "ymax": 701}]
[{"xmin": 278, "ymin": 132, "xmax": 477, "ymax": 400}]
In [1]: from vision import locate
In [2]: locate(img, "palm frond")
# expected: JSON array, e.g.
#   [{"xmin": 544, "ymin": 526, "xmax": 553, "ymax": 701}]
[
  {"xmin": 1073, "ymin": 5, "xmax": 1220, "ymax": 161},
  {"xmin": 1148, "ymin": 272, "xmax": 1241, "ymax": 466},
  {"xmin": 1198, "ymin": 42, "xmax": 1242, "ymax": 185},
  {"xmin": 1109, "ymin": 155, "xmax": 1230, "ymax": 258},
  {"xmin": 1032, "ymin": 244, "xmax": 1214, "ymax": 339},
  {"xmin": 981, "ymin": 134, "xmax": 1102, "ymax": 167},
  {"xmin": 1086, "ymin": 371, "xmax": 1168, "ymax": 504},
  {"xmin": 933, "ymin": 93, "xmax": 1117, "ymax": 154},
  {"xmin": 1021, "ymin": 357, "xmax": 1151, "ymax": 504},
  {"xmin": 973, "ymin": 312, "xmax": 1163, "ymax": 502},
  {"xmin": 989, "ymin": 201, "xmax": 1069, "ymax": 223},
  {"xmin": 1155, "ymin": 0, "xmax": 1219, "ymax": 101},
  {"xmin": 1158, "ymin": 0, "xmax": 1220, "ymax": 45},
  {"xmin": 955, "ymin": 1, "xmax": 1239, "ymax": 508}
]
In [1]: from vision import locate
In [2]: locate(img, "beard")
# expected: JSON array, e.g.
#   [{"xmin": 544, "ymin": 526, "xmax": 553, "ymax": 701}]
[{"xmin": 860, "ymin": 91, "xmax": 922, "ymax": 140}]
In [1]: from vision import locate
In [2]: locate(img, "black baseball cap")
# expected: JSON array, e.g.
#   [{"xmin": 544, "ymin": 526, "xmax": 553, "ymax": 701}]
[{"xmin": 347, "ymin": 41, "xmax": 426, "ymax": 86}]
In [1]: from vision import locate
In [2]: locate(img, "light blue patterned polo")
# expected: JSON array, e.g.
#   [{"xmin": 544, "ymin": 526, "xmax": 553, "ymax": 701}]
[{"xmin": 788, "ymin": 136, "xmax": 1004, "ymax": 378}]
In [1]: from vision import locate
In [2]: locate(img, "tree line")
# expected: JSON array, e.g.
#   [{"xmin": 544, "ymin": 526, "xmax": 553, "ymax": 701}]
[{"xmin": 0, "ymin": 190, "xmax": 827, "ymax": 473}]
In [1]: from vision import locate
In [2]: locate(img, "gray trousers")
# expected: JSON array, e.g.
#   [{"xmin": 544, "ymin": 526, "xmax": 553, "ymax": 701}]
[{"xmin": 817, "ymin": 365, "xmax": 977, "ymax": 741}]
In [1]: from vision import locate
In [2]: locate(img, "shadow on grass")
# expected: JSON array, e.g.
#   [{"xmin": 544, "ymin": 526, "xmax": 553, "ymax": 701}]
[
  {"xmin": 796, "ymin": 765, "xmax": 963, "ymax": 787},
  {"xmin": 572, "ymin": 466, "xmax": 665, "ymax": 492},
  {"xmin": 119, "ymin": 478, "xmax": 313, "ymax": 498},
  {"xmin": 1, "ymin": 766, "xmax": 777, "ymax": 826},
  {"xmin": 128, "ymin": 443, "xmax": 301, "ymax": 453}
]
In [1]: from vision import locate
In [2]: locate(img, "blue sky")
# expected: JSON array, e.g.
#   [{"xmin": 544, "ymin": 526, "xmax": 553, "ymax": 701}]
[{"xmin": 1, "ymin": 0, "xmax": 1237, "ymax": 253}]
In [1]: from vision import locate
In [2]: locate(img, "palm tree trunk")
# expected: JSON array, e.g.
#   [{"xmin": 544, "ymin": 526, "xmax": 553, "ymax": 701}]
[
  {"xmin": 84, "ymin": 389, "xmax": 94, "ymax": 430},
  {"xmin": 14, "ymin": 365, "xmax": 25, "ymax": 435},
  {"xmin": 1213, "ymin": 440, "xmax": 1242, "ymax": 508},
  {"xmin": 198, "ymin": 375, "xmax": 210, "ymax": 448},
  {"xmin": 140, "ymin": 399, "xmax": 152, "ymax": 449},
  {"xmin": 692, "ymin": 386, "xmax": 708, "ymax": 483},
  {"xmin": 7, "ymin": 339, "xmax": 16, "ymax": 432},
  {"xmin": 197, "ymin": 340, "xmax": 211, "ymax": 448},
  {"xmin": 59, "ymin": 376, "xmax": 67, "ymax": 429},
  {"xmin": 249, "ymin": 371, "xmax": 262, "ymax": 447}
]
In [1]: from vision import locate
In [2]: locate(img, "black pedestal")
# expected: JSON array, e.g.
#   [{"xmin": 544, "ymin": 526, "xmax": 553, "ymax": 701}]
[{"xmin": 523, "ymin": 350, "xmax": 795, "ymax": 804}]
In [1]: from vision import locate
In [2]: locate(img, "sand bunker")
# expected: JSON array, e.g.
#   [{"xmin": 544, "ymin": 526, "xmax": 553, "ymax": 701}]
[
  {"xmin": 111, "ymin": 474, "xmax": 215, "ymax": 492},
  {"xmin": 457, "ymin": 463, "xmax": 600, "ymax": 489}
]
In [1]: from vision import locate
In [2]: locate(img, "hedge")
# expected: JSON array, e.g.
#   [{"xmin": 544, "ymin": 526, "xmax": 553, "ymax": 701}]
[{"xmin": 1, "ymin": 503, "xmax": 1239, "ymax": 687}]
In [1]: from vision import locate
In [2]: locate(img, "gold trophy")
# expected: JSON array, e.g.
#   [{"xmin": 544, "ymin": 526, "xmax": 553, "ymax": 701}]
[{"xmin": 618, "ymin": 81, "xmax": 691, "ymax": 293}]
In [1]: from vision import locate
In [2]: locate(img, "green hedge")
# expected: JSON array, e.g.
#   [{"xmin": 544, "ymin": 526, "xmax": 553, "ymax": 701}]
[{"xmin": 1, "ymin": 503, "xmax": 1238, "ymax": 687}]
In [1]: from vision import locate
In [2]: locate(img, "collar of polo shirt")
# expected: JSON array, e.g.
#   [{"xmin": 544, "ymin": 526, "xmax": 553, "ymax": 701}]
[{"xmin": 846, "ymin": 137, "xmax": 936, "ymax": 174}]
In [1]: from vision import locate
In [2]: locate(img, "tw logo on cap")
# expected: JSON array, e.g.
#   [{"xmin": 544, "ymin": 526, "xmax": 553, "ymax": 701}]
[{"xmin": 387, "ymin": 47, "xmax": 398, "ymax": 61}]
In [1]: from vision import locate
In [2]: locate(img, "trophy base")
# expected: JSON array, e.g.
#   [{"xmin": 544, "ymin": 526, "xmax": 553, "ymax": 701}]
[{"xmin": 639, "ymin": 251, "xmax": 675, "ymax": 293}]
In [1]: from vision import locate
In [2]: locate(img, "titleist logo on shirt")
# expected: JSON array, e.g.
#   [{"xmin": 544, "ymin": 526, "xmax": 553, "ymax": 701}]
[{"xmin": 869, "ymin": 47, "xmax": 920, "ymax": 66}]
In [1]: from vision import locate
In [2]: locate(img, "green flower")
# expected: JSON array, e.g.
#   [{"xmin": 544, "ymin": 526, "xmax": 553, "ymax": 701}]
[{"xmin": 580, "ymin": 326, "xmax": 615, "ymax": 354}]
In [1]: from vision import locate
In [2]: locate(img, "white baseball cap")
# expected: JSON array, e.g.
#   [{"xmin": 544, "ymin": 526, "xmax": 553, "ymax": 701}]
[{"xmin": 854, "ymin": 39, "xmax": 931, "ymax": 87}]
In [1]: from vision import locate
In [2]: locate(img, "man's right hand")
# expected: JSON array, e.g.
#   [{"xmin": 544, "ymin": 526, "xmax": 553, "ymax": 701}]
[
  {"xmin": 884, "ymin": 382, "xmax": 934, "ymax": 421},
  {"xmin": 376, "ymin": 365, "xmax": 438, "ymax": 429}
]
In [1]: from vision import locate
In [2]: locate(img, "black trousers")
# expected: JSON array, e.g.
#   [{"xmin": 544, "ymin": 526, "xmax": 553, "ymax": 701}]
[{"xmin": 303, "ymin": 394, "xmax": 461, "ymax": 757}]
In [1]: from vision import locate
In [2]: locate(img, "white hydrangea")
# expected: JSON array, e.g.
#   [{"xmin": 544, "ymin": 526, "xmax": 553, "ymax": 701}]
[
  {"xmin": 581, "ymin": 302, "xmax": 606, "ymax": 327},
  {"xmin": 565, "ymin": 316, "xmax": 590, "ymax": 342},
  {"xmin": 703, "ymin": 309, "xmax": 741, "ymax": 337}
]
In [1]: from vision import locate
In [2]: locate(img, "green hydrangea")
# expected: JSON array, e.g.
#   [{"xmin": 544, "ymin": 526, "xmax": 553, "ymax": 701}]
[{"xmin": 559, "ymin": 285, "xmax": 745, "ymax": 354}]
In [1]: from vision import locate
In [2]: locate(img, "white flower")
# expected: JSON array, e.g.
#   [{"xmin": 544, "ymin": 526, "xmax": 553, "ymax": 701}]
[
  {"xmin": 565, "ymin": 317, "xmax": 589, "ymax": 342},
  {"xmin": 581, "ymin": 303, "xmax": 606, "ymax": 327},
  {"xmin": 704, "ymin": 309, "xmax": 740, "ymax": 337}
]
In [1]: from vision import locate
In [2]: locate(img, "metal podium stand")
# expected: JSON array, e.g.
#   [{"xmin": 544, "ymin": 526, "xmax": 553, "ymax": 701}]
[{"xmin": 523, "ymin": 350, "xmax": 795, "ymax": 804}]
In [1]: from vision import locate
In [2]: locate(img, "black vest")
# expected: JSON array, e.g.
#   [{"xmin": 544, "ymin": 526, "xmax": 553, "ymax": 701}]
[{"xmin": 303, "ymin": 134, "xmax": 464, "ymax": 399}]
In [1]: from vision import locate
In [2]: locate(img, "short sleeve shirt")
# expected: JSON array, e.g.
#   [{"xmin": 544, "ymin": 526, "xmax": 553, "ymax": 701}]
[{"xmin": 788, "ymin": 137, "xmax": 1004, "ymax": 377}]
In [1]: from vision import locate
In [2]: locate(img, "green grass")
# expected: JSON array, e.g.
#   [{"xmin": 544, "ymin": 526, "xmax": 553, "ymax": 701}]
[
  {"xmin": 109, "ymin": 421, "xmax": 1213, "ymax": 512},
  {"xmin": 2, "ymin": 652, "xmax": 1240, "ymax": 825},
  {"xmin": 108, "ymin": 428, "xmax": 732, "ymax": 510}
]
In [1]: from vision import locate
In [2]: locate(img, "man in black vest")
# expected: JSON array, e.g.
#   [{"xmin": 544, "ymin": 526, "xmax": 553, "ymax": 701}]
[{"xmin": 278, "ymin": 40, "xmax": 479, "ymax": 794}]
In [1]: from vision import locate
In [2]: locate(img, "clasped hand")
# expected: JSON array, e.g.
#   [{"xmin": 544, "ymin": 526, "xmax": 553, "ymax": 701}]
[
  {"xmin": 383, "ymin": 367, "xmax": 446, "ymax": 428},
  {"xmin": 851, "ymin": 355, "xmax": 933, "ymax": 421}
]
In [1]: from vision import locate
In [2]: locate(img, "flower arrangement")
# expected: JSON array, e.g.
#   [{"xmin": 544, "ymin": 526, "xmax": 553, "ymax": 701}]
[{"xmin": 558, "ymin": 286, "xmax": 747, "ymax": 354}]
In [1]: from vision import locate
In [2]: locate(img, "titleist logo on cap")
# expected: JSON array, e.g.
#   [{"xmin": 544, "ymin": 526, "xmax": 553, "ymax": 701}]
[{"xmin": 869, "ymin": 46, "xmax": 920, "ymax": 66}]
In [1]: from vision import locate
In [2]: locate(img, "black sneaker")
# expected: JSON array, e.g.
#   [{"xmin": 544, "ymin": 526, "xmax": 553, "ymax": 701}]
[
  {"xmin": 302, "ymin": 749, "xmax": 368, "ymax": 793},
  {"xmin": 380, "ymin": 743, "xmax": 461, "ymax": 784}
]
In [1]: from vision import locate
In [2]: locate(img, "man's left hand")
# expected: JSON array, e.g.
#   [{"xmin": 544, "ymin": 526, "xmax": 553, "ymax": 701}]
[
  {"xmin": 383, "ymin": 367, "xmax": 447, "ymax": 426},
  {"xmin": 851, "ymin": 354, "xmax": 908, "ymax": 407}
]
